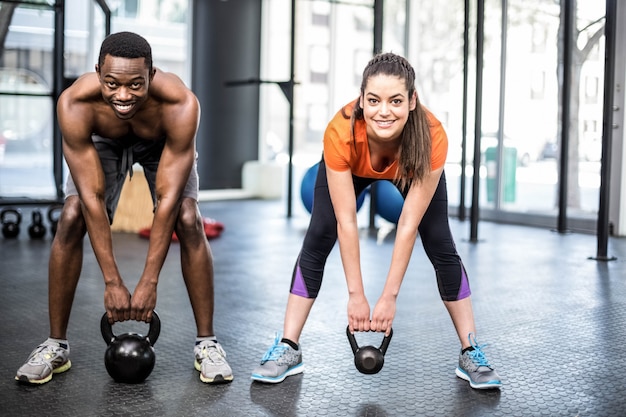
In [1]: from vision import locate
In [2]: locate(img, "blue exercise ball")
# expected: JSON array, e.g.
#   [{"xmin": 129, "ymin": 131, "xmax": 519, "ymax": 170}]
[
  {"xmin": 374, "ymin": 180, "xmax": 404, "ymax": 224},
  {"xmin": 300, "ymin": 162, "xmax": 367, "ymax": 214}
]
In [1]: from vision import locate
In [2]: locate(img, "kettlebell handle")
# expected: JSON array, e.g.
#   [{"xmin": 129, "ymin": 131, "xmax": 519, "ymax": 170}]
[
  {"xmin": 346, "ymin": 326, "xmax": 393, "ymax": 354},
  {"xmin": 32, "ymin": 210, "xmax": 43, "ymax": 224},
  {"xmin": 47, "ymin": 204, "xmax": 63, "ymax": 223},
  {"xmin": 100, "ymin": 311, "xmax": 161, "ymax": 346},
  {"xmin": 1, "ymin": 207, "xmax": 22, "ymax": 224}
]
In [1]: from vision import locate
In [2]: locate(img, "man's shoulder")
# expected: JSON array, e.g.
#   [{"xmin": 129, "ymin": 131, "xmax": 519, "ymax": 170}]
[
  {"xmin": 60, "ymin": 73, "xmax": 101, "ymax": 105},
  {"xmin": 150, "ymin": 69, "xmax": 197, "ymax": 104}
]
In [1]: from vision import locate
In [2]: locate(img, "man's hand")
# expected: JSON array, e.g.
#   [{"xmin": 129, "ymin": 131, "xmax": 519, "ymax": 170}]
[
  {"xmin": 104, "ymin": 282, "xmax": 131, "ymax": 323},
  {"xmin": 130, "ymin": 280, "xmax": 158, "ymax": 322},
  {"xmin": 347, "ymin": 293, "xmax": 371, "ymax": 333}
]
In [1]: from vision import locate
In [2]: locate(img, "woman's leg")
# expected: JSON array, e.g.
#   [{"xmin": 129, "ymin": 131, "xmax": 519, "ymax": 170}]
[
  {"xmin": 416, "ymin": 172, "xmax": 475, "ymax": 348},
  {"xmin": 283, "ymin": 159, "xmax": 339, "ymax": 343}
]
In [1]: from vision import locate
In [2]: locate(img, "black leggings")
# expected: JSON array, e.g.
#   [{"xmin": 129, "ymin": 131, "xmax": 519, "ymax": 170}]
[{"xmin": 289, "ymin": 158, "xmax": 470, "ymax": 302}]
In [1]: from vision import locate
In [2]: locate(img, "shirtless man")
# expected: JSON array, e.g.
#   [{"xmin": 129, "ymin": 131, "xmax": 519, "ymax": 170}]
[{"xmin": 15, "ymin": 31, "xmax": 233, "ymax": 385}]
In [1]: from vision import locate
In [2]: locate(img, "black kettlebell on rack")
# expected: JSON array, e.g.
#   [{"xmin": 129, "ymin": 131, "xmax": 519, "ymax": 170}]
[
  {"xmin": 1, "ymin": 207, "xmax": 22, "ymax": 238},
  {"xmin": 28, "ymin": 209, "xmax": 46, "ymax": 239},
  {"xmin": 47, "ymin": 204, "xmax": 63, "ymax": 237},
  {"xmin": 346, "ymin": 326, "xmax": 393, "ymax": 374},
  {"xmin": 100, "ymin": 311, "xmax": 161, "ymax": 383}
]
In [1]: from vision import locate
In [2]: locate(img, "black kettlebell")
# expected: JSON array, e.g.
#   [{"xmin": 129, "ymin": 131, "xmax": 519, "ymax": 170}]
[
  {"xmin": 47, "ymin": 204, "xmax": 63, "ymax": 237},
  {"xmin": 346, "ymin": 326, "xmax": 393, "ymax": 374},
  {"xmin": 100, "ymin": 311, "xmax": 161, "ymax": 384},
  {"xmin": 28, "ymin": 209, "xmax": 46, "ymax": 239},
  {"xmin": 1, "ymin": 207, "xmax": 22, "ymax": 238}
]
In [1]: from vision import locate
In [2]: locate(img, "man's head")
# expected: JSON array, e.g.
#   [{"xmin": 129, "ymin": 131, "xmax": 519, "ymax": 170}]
[
  {"xmin": 96, "ymin": 32, "xmax": 156, "ymax": 120},
  {"xmin": 97, "ymin": 31, "xmax": 153, "ymax": 73}
]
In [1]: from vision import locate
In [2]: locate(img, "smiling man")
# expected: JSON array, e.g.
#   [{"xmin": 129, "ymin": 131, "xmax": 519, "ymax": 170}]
[{"xmin": 15, "ymin": 32, "xmax": 233, "ymax": 385}]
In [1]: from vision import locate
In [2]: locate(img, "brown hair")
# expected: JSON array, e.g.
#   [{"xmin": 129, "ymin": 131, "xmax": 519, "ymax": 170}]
[{"xmin": 346, "ymin": 52, "xmax": 432, "ymax": 191}]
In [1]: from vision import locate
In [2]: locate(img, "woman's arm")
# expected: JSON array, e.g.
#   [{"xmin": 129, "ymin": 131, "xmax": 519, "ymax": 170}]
[
  {"xmin": 371, "ymin": 166, "xmax": 444, "ymax": 334},
  {"xmin": 326, "ymin": 165, "xmax": 372, "ymax": 332}
]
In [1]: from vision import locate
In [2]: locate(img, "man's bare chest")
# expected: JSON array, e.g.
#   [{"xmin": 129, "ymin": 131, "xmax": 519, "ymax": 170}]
[{"xmin": 92, "ymin": 118, "xmax": 165, "ymax": 141}]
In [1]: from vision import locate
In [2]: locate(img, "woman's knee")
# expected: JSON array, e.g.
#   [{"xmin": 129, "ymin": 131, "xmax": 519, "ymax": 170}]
[{"xmin": 303, "ymin": 216, "xmax": 337, "ymax": 252}]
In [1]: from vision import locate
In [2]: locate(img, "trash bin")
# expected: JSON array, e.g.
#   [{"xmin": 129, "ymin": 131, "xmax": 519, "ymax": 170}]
[{"xmin": 485, "ymin": 146, "xmax": 517, "ymax": 203}]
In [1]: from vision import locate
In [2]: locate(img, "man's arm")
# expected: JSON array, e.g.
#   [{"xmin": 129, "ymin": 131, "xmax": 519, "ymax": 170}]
[
  {"xmin": 130, "ymin": 85, "xmax": 200, "ymax": 321},
  {"xmin": 58, "ymin": 86, "xmax": 131, "ymax": 322}
]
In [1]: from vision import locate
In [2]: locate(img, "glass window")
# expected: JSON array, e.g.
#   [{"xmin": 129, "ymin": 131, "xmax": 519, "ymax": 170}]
[
  {"xmin": 571, "ymin": 0, "xmax": 605, "ymax": 218},
  {"xmin": 403, "ymin": 0, "xmax": 606, "ymax": 230},
  {"xmin": 109, "ymin": 0, "xmax": 190, "ymax": 85},
  {"xmin": 0, "ymin": 1, "xmax": 56, "ymax": 199},
  {"xmin": 0, "ymin": 0, "xmax": 190, "ymax": 201},
  {"xmin": 406, "ymin": 0, "xmax": 466, "ymax": 207},
  {"xmin": 494, "ymin": 0, "xmax": 605, "ymax": 221},
  {"xmin": 496, "ymin": 0, "xmax": 562, "ymax": 215},
  {"xmin": 260, "ymin": 0, "xmax": 377, "ymax": 218}
]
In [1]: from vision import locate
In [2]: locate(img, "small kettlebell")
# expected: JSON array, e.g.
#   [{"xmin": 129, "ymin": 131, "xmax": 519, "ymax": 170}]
[
  {"xmin": 1, "ymin": 207, "xmax": 22, "ymax": 238},
  {"xmin": 100, "ymin": 311, "xmax": 161, "ymax": 384},
  {"xmin": 47, "ymin": 204, "xmax": 63, "ymax": 237},
  {"xmin": 346, "ymin": 326, "xmax": 393, "ymax": 374},
  {"xmin": 28, "ymin": 209, "xmax": 46, "ymax": 239}
]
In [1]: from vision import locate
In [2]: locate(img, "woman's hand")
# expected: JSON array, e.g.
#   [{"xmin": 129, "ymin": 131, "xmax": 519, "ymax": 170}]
[
  {"xmin": 347, "ymin": 293, "xmax": 371, "ymax": 332},
  {"xmin": 371, "ymin": 294, "xmax": 396, "ymax": 336}
]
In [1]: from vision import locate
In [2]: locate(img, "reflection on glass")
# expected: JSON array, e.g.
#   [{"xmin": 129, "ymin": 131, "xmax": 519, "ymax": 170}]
[
  {"xmin": 501, "ymin": 0, "xmax": 604, "ymax": 219},
  {"xmin": 570, "ymin": 0, "xmax": 605, "ymax": 216},
  {"xmin": 260, "ymin": 0, "xmax": 377, "ymax": 217},
  {"xmin": 406, "ymin": 0, "xmax": 466, "ymax": 207},
  {"xmin": 405, "ymin": 0, "xmax": 606, "ymax": 228},
  {"xmin": 0, "ymin": 0, "xmax": 190, "ymax": 200},
  {"xmin": 0, "ymin": 3, "xmax": 56, "ymax": 199},
  {"xmin": 499, "ymin": 0, "xmax": 561, "ymax": 215}
]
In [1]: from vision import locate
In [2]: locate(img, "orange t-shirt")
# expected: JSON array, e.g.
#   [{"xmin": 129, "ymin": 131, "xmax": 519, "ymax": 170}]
[{"xmin": 323, "ymin": 100, "xmax": 448, "ymax": 179}]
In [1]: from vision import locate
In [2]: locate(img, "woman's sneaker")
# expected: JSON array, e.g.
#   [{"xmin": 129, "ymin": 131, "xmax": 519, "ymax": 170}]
[
  {"xmin": 194, "ymin": 340, "xmax": 233, "ymax": 384},
  {"xmin": 15, "ymin": 340, "xmax": 72, "ymax": 384},
  {"xmin": 251, "ymin": 333, "xmax": 303, "ymax": 384},
  {"xmin": 455, "ymin": 333, "xmax": 502, "ymax": 389}
]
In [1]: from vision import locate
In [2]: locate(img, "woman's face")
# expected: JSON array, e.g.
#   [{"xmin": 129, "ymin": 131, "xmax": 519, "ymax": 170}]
[{"xmin": 360, "ymin": 74, "xmax": 416, "ymax": 144}]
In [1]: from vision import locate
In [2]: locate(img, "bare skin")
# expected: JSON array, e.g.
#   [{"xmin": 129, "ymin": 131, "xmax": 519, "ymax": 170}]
[
  {"xmin": 49, "ymin": 54, "xmax": 215, "ymax": 339},
  {"xmin": 281, "ymin": 73, "xmax": 477, "ymax": 350}
]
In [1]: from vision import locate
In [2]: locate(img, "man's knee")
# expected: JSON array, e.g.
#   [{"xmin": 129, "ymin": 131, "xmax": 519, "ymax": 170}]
[
  {"xmin": 55, "ymin": 197, "xmax": 86, "ymax": 239},
  {"xmin": 176, "ymin": 198, "xmax": 202, "ymax": 236}
]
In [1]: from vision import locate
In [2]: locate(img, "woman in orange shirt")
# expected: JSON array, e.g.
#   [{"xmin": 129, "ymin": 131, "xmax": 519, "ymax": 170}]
[{"xmin": 252, "ymin": 52, "xmax": 501, "ymax": 390}]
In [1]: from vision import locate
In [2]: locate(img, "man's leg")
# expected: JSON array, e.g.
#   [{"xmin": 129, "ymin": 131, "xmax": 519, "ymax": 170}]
[
  {"xmin": 176, "ymin": 197, "xmax": 232, "ymax": 384},
  {"xmin": 48, "ymin": 196, "xmax": 87, "ymax": 339},
  {"xmin": 15, "ymin": 196, "xmax": 86, "ymax": 384},
  {"xmin": 176, "ymin": 198, "xmax": 214, "ymax": 337}
]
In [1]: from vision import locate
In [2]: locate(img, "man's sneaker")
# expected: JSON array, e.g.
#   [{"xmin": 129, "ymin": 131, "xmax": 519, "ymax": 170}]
[
  {"xmin": 251, "ymin": 333, "xmax": 303, "ymax": 384},
  {"xmin": 455, "ymin": 333, "xmax": 502, "ymax": 389},
  {"xmin": 194, "ymin": 340, "xmax": 233, "ymax": 384},
  {"xmin": 15, "ymin": 340, "xmax": 71, "ymax": 384}
]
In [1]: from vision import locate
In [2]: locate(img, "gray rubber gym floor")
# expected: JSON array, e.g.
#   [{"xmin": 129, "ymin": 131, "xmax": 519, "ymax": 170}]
[{"xmin": 2, "ymin": 197, "xmax": 626, "ymax": 416}]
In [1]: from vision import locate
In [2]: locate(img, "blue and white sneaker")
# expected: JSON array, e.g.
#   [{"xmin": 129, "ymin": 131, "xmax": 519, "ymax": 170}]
[
  {"xmin": 251, "ymin": 333, "xmax": 303, "ymax": 383},
  {"xmin": 455, "ymin": 333, "xmax": 502, "ymax": 389}
]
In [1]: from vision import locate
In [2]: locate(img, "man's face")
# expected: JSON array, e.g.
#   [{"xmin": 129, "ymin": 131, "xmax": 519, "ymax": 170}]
[{"xmin": 96, "ymin": 55, "xmax": 154, "ymax": 120}]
